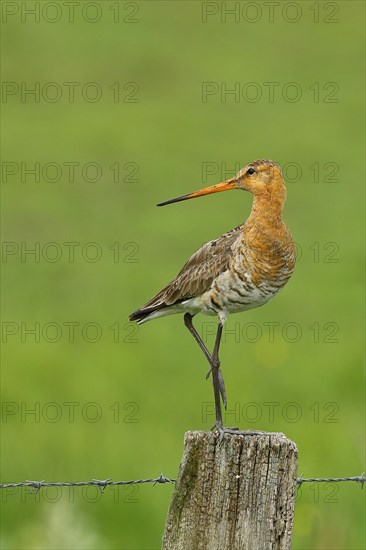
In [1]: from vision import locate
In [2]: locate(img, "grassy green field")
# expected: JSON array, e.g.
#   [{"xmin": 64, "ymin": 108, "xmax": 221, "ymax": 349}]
[{"xmin": 1, "ymin": 1, "xmax": 365, "ymax": 548}]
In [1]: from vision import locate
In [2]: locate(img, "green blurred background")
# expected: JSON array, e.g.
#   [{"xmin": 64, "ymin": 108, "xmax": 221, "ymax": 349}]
[{"xmin": 1, "ymin": 1, "xmax": 364, "ymax": 548}]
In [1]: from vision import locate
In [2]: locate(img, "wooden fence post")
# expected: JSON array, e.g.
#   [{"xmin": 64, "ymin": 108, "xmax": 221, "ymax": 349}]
[{"xmin": 162, "ymin": 430, "xmax": 298, "ymax": 550}]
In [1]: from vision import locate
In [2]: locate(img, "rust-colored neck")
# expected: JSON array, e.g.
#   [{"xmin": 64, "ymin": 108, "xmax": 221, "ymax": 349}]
[{"xmin": 248, "ymin": 187, "xmax": 286, "ymax": 229}]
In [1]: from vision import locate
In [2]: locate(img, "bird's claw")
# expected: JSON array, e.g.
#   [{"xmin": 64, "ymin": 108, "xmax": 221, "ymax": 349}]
[
  {"xmin": 214, "ymin": 425, "xmax": 239, "ymax": 444},
  {"xmin": 214, "ymin": 427, "xmax": 272, "ymax": 443}
]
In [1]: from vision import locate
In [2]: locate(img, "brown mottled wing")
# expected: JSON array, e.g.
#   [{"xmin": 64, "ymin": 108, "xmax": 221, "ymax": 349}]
[{"xmin": 140, "ymin": 225, "xmax": 242, "ymax": 310}]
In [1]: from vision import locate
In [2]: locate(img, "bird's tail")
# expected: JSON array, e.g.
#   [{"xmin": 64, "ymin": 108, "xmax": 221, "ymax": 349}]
[
  {"xmin": 128, "ymin": 307, "xmax": 155, "ymax": 325},
  {"xmin": 129, "ymin": 304, "xmax": 170, "ymax": 324},
  {"xmin": 129, "ymin": 303, "xmax": 182, "ymax": 325}
]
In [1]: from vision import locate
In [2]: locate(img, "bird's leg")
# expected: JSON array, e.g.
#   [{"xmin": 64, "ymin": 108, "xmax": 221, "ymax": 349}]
[
  {"xmin": 184, "ymin": 314, "xmax": 227, "ymax": 404},
  {"xmin": 210, "ymin": 322, "xmax": 225, "ymax": 429},
  {"xmin": 184, "ymin": 313, "xmax": 212, "ymax": 364}
]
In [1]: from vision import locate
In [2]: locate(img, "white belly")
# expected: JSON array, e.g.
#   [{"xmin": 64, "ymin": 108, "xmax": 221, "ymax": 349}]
[{"xmin": 181, "ymin": 269, "xmax": 282, "ymax": 319}]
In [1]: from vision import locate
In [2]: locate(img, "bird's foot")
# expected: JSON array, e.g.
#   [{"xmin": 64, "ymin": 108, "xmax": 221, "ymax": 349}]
[
  {"xmin": 211, "ymin": 425, "xmax": 269, "ymax": 443},
  {"xmin": 210, "ymin": 420, "xmax": 224, "ymax": 432},
  {"xmin": 212, "ymin": 424, "xmax": 238, "ymax": 444}
]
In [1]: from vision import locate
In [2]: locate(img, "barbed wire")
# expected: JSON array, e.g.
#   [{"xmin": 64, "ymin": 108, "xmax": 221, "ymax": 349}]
[
  {"xmin": 296, "ymin": 473, "xmax": 365, "ymax": 487},
  {"xmin": 0, "ymin": 473, "xmax": 364, "ymax": 493},
  {"xmin": 0, "ymin": 474, "xmax": 175, "ymax": 493}
]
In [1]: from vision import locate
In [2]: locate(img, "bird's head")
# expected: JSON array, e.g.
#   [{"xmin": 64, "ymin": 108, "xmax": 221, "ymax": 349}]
[
  {"xmin": 157, "ymin": 159, "xmax": 286, "ymax": 207},
  {"xmin": 235, "ymin": 160, "xmax": 284, "ymax": 194}
]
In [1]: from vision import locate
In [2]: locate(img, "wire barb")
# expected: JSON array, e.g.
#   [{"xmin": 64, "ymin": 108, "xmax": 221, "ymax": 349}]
[
  {"xmin": 25, "ymin": 480, "xmax": 45, "ymax": 494},
  {"xmin": 92, "ymin": 478, "xmax": 112, "ymax": 493}
]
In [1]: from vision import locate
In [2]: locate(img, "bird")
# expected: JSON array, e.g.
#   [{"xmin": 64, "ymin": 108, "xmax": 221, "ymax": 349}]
[{"xmin": 129, "ymin": 159, "xmax": 296, "ymax": 432}]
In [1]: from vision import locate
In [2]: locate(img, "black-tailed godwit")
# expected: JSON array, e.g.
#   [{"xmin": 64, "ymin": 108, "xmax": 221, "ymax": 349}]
[{"xmin": 129, "ymin": 160, "xmax": 295, "ymax": 431}]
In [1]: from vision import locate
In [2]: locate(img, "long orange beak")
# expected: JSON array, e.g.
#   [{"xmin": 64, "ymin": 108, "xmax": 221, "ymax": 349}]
[{"xmin": 157, "ymin": 177, "xmax": 237, "ymax": 207}]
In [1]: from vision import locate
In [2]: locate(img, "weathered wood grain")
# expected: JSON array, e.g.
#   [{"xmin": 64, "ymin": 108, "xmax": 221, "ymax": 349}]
[{"xmin": 162, "ymin": 430, "xmax": 298, "ymax": 550}]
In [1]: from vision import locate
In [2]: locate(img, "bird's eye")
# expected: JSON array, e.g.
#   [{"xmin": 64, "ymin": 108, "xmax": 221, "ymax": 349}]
[{"xmin": 247, "ymin": 168, "xmax": 255, "ymax": 176}]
